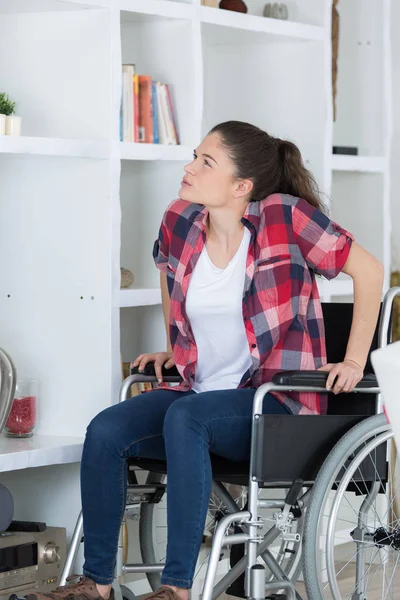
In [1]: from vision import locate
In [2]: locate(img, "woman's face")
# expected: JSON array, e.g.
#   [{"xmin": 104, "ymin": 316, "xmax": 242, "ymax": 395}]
[{"xmin": 179, "ymin": 133, "xmax": 247, "ymax": 208}]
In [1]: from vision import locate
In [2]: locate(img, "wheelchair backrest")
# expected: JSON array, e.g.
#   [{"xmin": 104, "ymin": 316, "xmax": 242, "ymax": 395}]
[{"xmin": 322, "ymin": 302, "xmax": 386, "ymax": 416}]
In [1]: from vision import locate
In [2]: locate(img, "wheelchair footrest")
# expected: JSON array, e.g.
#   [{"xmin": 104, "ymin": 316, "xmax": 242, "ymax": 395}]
[{"xmin": 126, "ymin": 484, "xmax": 166, "ymax": 506}]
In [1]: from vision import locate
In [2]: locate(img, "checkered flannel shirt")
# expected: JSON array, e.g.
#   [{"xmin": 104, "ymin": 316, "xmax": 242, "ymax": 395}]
[{"xmin": 153, "ymin": 193, "xmax": 354, "ymax": 415}]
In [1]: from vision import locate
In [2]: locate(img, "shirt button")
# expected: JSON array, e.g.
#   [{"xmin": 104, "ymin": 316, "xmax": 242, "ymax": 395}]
[{"xmin": 251, "ymin": 343, "xmax": 256, "ymax": 348}]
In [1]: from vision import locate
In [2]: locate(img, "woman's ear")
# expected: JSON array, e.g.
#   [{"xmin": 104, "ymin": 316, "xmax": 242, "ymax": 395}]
[{"xmin": 234, "ymin": 178, "xmax": 253, "ymax": 198}]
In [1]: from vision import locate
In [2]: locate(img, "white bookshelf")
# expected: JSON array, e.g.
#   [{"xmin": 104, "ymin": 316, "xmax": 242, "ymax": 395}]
[
  {"xmin": 0, "ymin": 0, "xmax": 367, "ymax": 438},
  {"xmin": 0, "ymin": 0, "xmax": 393, "ymax": 556},
  {"xmin": 0, "ymin": 0, "xmax": 332, "ymax": 450},
  {"xmin": 324, "ymin": 0, "xmax": 392, "ymax": 301},
  {"xmin": 0, "ymin": 434, "xmax": 83, "ymax": 473}
]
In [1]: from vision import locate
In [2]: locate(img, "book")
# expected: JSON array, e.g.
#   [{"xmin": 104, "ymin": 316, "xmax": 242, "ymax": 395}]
[
  {"xmin": 138, "ymin": 75, "xmax": 153, "ymax": 143},
  {"xmin": 159, "ymin": 83, "xmax": 175, "ymax": 145},
  {"xmin": 165, "ymin": 84, "xmax": 179, "ymax": 145},
  {"xmin": 156, "ymin": 82, "xmax": 169, "ymax": 145},
  {"xmin": 120, "ymin": 67, "xmax": 180, "ymax": 145},
  {"xmin": 133, "ymin": 73, "xmax": 139, "ymax": 142},
  {"xmin": 122, "ymin": 64, "xmax": 135, "ymax": 142},
  {"xmin": 152, "ymin": 80, "xmax": 159, "ymax": 144}
]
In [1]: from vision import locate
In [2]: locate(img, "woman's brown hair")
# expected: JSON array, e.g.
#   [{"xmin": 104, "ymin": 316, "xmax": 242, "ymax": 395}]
[{"xmin": 209, "ymin": 121, "xmax": 324, "ymax": 212}]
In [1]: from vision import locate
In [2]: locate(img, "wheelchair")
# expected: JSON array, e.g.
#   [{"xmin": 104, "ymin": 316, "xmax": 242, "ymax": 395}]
[{"xmin": 61, "ymin": 287, "xmax": 400, "ymax": 600}]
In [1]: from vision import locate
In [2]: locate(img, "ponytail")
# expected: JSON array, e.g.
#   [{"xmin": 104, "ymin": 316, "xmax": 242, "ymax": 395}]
[
  {"xmin": 277, "ymin": 139, "xmax": 324, "ymax": 212},
  {"xmin": 209, "ymin": 121, "xmax": 324, "ymax": 212}
]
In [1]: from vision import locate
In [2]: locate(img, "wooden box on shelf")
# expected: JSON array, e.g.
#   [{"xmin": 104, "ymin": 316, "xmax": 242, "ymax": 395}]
[{"xmin": 201, "ymin": 0, "xmax": 219, "ymax": 7}]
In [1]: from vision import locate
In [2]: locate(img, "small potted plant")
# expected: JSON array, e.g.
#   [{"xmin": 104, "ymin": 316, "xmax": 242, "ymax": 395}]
[{"xmin": 0, "ymin": 93, "xmax": 21, "ymax": 136}]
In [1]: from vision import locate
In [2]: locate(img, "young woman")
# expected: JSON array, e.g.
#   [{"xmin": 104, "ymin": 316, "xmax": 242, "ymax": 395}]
[{"xmin": 28, "ymin": 122, "xmax": 383, "ymax": 600}]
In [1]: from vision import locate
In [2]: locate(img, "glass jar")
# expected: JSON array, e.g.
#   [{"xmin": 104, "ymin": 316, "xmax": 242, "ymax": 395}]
[{"xmin": 4, "ymin": 379, "xmax": 39, "ymax": 438}]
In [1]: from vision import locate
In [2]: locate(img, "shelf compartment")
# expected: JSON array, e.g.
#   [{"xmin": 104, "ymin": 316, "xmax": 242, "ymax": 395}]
[{"xmin": 120, "ymin": 5, "xmax": 196, "ymax": 150}]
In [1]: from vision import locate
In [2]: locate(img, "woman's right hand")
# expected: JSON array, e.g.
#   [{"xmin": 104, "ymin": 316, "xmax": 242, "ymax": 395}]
[{"xmin": 131, "ymin": 350, "xmax": 175, "ymax": 384}]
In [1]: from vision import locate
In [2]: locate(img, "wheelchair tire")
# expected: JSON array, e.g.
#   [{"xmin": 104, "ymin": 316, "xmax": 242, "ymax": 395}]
[{"xmin": 302, "ymin": 413, "xmax": 396, "ymax": 600}]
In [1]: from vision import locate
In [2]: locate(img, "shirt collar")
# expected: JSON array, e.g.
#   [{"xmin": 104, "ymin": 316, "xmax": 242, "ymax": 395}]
[{"xmin": 194, "ymin": 201, "xmax": 262, "ymax": 232}]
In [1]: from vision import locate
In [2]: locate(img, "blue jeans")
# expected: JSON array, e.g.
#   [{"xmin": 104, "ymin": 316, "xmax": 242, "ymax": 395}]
[{"xmin": 80, "ymin": 388, "xmax": 289, "ymax": 588}]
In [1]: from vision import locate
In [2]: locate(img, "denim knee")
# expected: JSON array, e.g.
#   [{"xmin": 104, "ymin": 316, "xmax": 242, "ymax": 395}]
[
  {"xmin": 163, "ymin": 399, "xmax": 207, "ymax": 442},
  {"xmin": 84, "ymin": 407, "xmax": 118, "ymax": 454}
]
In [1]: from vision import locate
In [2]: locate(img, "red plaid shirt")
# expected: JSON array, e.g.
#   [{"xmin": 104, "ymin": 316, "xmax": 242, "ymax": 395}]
[{"xmin": 153, "ymin": 193, "xmax": 354, "ymax": 415}]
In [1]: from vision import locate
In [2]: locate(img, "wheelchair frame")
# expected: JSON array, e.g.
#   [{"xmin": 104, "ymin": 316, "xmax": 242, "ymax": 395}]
[{"xmin": 61, "ymin": 287, "xmax": 399, "ymax": 600}]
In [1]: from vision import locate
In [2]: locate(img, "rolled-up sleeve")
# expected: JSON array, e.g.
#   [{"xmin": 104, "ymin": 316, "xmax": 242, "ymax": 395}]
[
  {"xmin": 153, "ymin": 207, "xmax": 171, "ymax": 272},
  {"xmin": 292, "ymin": 197, "xmax": 354, "ymax": 280}
]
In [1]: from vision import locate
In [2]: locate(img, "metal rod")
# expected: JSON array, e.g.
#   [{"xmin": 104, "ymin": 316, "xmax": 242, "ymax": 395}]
[
  {"xmin": 378, "ymin": 287, "xmax": 400, "ymax": 348},
  {"xmin": 60, "ymin": 511, "xmax": 84, "ymax": 586},
  {"xmin": 222, "ymin": 533, "xmax": 251, "ymax": 546},
  {"xmin": 249, "ymin": 564, "xmax": 265, "ymax": 600},
  {"xmin": 123, "ymin": 564, "xmax": 165, "ymax": 573},
  {"xmin": 126, "ymin": 485, "xmax": 160, "ymax": 494},
  {"xmin": 210, "ymin": 523, "xmax": 281, "ymax": 600},
  {"xmin": 202, "ymin": 511, "xmax": 251, "ymax": 600},
  {"xmin": 376, "ymin": 286, "xmax": 400, "ymax": 413},
  {"xmin": 351, "ymin": 482, "xmax": 380, "ymax": 600}
]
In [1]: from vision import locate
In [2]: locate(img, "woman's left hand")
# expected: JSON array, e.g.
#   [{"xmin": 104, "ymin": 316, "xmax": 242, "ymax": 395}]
[{"xmin": 318, "ymin": 359, "xmax": 364, "ymax": 394}]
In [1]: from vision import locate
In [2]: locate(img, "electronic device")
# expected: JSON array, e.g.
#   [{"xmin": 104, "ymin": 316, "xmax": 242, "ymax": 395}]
[{"xmin": 0, "ymin": 526, "xmax": 66, "ymax": 598}]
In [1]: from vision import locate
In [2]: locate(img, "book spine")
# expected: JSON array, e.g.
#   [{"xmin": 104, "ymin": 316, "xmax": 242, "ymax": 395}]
[
  {"xmin": 133, "ymin": 74, "xmax": 140, "ymax": 142},
  {"xmin": 152, "ymin": 80, "xmax": 159, "ymax": 144},
  {"xmin": 160, "ymin": 83, "xmax": 175, "ymax": 145},
  {"xmin": 121, "ymin": 68, "xmax": 130, "ymax": 142},
  {"xmin": 138, "ymin": 75, "xmax": 154, "ymax": 144},
  {"xmin": 156, "ymin": 82, "xmax": 168, "ymax": 144},
  {"xmin": 165, "ymin": 84, "xmax": 179, "ymax": 145},
  {"xmin": 122, "ymin": 65, "xmax": 135, "ymax": 142}
]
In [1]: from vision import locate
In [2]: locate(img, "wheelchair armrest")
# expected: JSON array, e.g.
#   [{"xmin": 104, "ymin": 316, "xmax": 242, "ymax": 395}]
[
  {"xmin": 272, "ymin": 370, "xmax": 378, "ymax": 390},
  {"xmin": 130, "ymin": 362, "xmax": 182, "ymax": 383}
]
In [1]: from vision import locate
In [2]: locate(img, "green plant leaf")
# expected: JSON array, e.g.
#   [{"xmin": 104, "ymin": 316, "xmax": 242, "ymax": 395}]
[{"xmin": 0, "ymin": 93, "xmax": 16, "ymax": 116}]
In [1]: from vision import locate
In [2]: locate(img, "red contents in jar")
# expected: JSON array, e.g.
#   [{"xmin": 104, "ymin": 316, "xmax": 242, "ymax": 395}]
[{"xmin": 6, "ymin": 396, "xmax": 37, "ymax": 434}]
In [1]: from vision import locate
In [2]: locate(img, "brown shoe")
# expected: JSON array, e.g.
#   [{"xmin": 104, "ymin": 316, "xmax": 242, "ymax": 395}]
[
  {"xmin": 143, "ymin": 588, "xmax": 181, "ymax": 600},
  {"xmin": 24, "ymin": 576, "xmax": 114, "ymax": 600}
]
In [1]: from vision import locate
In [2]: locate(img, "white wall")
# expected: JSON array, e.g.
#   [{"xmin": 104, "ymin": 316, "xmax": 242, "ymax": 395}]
[{"xmin": 391, "ymin": 2, "xmax": 400, "ymax": 271}]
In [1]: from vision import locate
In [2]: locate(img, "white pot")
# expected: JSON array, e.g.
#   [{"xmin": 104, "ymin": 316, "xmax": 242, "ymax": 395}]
[
  {"xmin": 5, "ymin": 115, "xmax": 22, "ymax": 136},
  {"xmin": 0, "ymin": 114, "xmax": 6, "ymax": 136}
]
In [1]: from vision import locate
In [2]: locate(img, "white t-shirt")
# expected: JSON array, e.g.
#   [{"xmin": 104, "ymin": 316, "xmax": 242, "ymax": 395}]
[{"xmin": 185, "ymin": 228, "xmax": 252, "ymax": 393}]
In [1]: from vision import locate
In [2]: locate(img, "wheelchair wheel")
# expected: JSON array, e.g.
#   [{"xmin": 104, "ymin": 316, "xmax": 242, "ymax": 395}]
[
  {"xmin": 140, "ymin": 472, "xmax": 304, "ymax": 591},
  {"xmin": 303, "ymin": 413, "xmax": 400, "ymax": 599}
]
